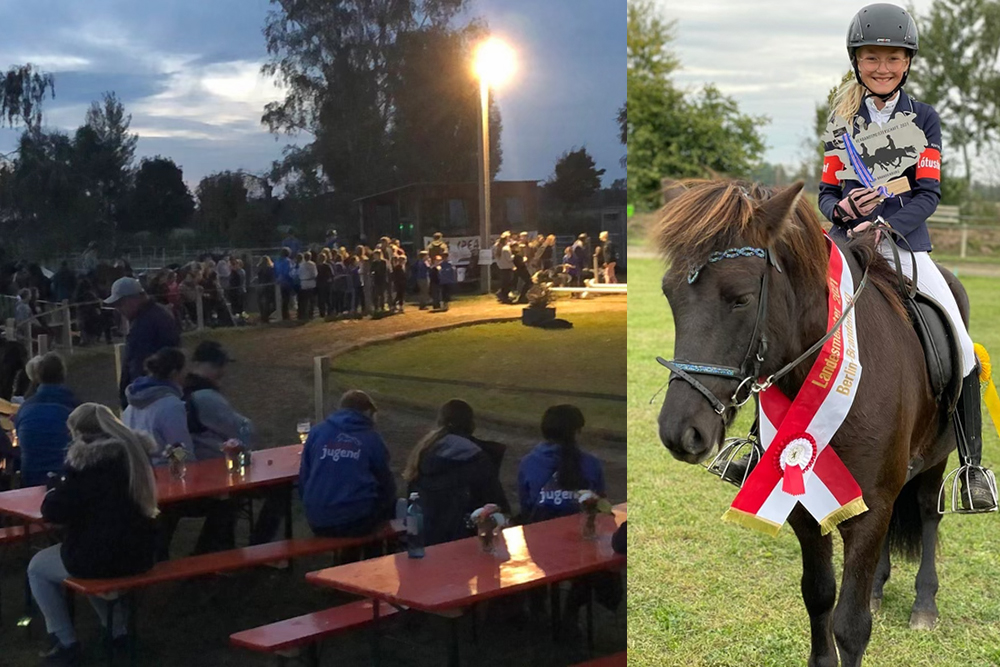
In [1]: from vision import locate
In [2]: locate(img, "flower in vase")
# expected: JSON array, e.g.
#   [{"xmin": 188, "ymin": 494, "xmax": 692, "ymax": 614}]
[
  {"xmin": 470, "ymin": 503, "xmax": 507, "ymax": 529},
  {"xmin": 577, "ymin": 490, "xmax": 613, "ymax": 515}
]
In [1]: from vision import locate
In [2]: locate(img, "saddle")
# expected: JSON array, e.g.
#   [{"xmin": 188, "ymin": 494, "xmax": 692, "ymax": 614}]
[{"xmin": 881, "ymin": 229, "xmax": 962, "ymax": 416}]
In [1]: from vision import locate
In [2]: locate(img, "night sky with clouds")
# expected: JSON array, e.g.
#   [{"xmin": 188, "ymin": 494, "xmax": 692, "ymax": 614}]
[
  {"xmin": 660, "ymin": 0, "xmax": 942, "ymax": 171},
  {"xmin": 0, "ymin": 0, "xmax": 625, "ymax": 189}
]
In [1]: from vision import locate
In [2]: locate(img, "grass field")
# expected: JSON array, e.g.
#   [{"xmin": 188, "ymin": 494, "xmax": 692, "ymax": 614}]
[
  {"xmin": 627, "ymin": 256, "xmax": 1000, "ymax": 667},
  {"xmin": 333, "ymin": 310, "xmax": 626, "ymax": 434}
]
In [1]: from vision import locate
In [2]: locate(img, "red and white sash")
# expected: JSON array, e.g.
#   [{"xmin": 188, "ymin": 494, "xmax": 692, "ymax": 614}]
[{"xmin": 722, "ymin": 235, "xmax": 868, "ymax": 536}]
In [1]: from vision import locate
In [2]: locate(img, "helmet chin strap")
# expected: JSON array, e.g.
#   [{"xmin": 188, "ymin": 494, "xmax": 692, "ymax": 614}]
[{"xmin": 852, "ymin": 60, "xmax": 910, "ymax": 103}]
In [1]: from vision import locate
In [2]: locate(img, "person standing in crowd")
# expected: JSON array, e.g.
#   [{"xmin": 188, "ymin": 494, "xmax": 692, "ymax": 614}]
[
  {"xmin": 600, "ymin": 231, "xmax": 618, "ymax": 284},
  {"xmin": 256, "ymin": 256, "xmax": 276, "ymax": 323},
  {"xmin": 14, "ymin": 353, "xmax": 78, "ymax": 487},
  {"xmin": 105, "ymin": 277, "xmax": 181, "ymax": 409},
  {"xmin": 511, "ymin": 243, "xmax": 534, "ymax": 304},
  {"xmin": 391, "ymin": 256, "xmax": 408, "ymax": 314},
  {"xmin": 290, "ymin": 253, "xmax": 303, "ymax": 316},
  {"xmin": 403, "ymin": 399, "xmax": 509, "ymax": 546},
  {"xmin": 228, "ymin": 259, "xmax": 245, "ymax": 316},
  {"xmin": 518, "ymin": 404, "xmax": 605, "ymax": 522},
  {"xmin": 299, "ymin": 390, "xmax": 396, "ymax": 537},
  {"xmin": 298, "ymin": 251, "xmax": 318, "ymax": 321},
  {"xmin": 426, "ymin": 232, "xmax": 449, "ymax": 260},
  {"xmin": 28, "ymin": 404, "xmax": 158, "ymax": 664},
  {"xmin": 413, "ymin": 250, "xmax": 431, "ymax": 310},
  {"xmin": 331, "ymin": 252, "xmax": 348, "ymax": 317},
  {"xmin": 324, "ymin": 229, "xmax": 340, "ymax": 252},
  {"xmin": 316, "ymin": 250, "xmax": 333, "ymax": 318},
  {"xmin": 216, "ymin": 254, "xmax": 231, "ymax": 291},
  {"xmin": 370, "ymin": 250, "xmax": 389, "ymax": 313},
  {"xmin": 572, "ymin": 234, "xmax": 590, "ymax": 286},
  {"xmin": 80, "ymin": 242, "xmax": 99, "ymax": 276},
  {"xmin": 52, "ymin": 262, "xmax": 77, "ymax": 304},
  {"xmin": 273, "ymin": 248, "xmax": 293, "ymax": 321},
  {"xmin": 593, "ymin": 237, "xmax": 605, "ymax": 284},
  {"xmin": 348, "ymin": 256, "xmax": 362, "ymax": 316},
  {"xmin": 437, "ymin": 252, "xmax": 456, "ymax": 312},
  {"xmin": 495, "ymin": 232, "xmax": 514, "ymax": 304},
  {"xmin": 540, "ymin": 234, "xmax": 556, "ymax": 270}
]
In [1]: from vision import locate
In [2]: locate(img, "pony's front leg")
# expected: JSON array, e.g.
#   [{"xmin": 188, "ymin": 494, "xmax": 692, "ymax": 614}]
[
  {"xmin": 834, "ymin": 503, "xmax": 893, "ymax": 667},
  {"xmin": 789, "ymin": 506, "xmax": 838, "ymax": 667}
]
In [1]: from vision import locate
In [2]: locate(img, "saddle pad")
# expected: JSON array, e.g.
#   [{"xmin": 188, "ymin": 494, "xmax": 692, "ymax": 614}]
[{"xmin": 907, "ymin": 290, "xmax": 961, "ymax": 416}]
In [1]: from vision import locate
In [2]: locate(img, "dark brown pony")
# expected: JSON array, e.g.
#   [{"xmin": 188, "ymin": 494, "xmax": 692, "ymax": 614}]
[{"xmin": 656, "ymin": 180, "xmax": 963, "ymax": 667}]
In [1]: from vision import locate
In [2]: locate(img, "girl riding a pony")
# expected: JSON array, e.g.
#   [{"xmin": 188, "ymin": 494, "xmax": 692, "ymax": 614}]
[{"xmin": 819, "ymin": 2, "xmax": 996, "ymax": 512}]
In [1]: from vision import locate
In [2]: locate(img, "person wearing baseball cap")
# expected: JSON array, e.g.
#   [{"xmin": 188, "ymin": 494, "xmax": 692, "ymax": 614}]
[
  {"xmin": 107, "ymin": 277, "xmax": 180, "ymax": 409},
  {"xmin": 182, "ymin": 341, "xmax": 249, "ymax": 462}
]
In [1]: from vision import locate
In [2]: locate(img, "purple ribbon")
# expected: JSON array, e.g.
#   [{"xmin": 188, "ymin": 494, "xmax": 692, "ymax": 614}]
[{"xmin": 842, "ymin": 133, "xmax": 890, "ymax": 199}]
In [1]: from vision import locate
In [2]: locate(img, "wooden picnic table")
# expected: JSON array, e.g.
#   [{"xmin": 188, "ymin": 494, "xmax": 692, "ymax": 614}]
[
  {"xmin": 306, "ymin": 503, "xmax": 626, "ymax": 666},
  {"xmin": 0, "ymin": 443, "xmax": 304, "ymax": 523}
]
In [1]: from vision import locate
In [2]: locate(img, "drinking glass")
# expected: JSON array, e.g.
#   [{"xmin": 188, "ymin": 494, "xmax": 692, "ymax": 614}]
[{"xmin": 297, "ymin": 420, "xmax": 312, "ymax": 444}]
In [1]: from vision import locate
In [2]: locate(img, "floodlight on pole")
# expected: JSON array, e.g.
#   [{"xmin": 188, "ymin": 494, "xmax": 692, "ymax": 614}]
[{"xmin": 474, "ymin": 38, "xmax": 515, "ymax": 295}]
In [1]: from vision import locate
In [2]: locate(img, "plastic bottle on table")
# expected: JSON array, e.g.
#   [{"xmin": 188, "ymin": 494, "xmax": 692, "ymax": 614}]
[{"xmin": 406, "ymin": 492, "xmax": 425, "ymax": 559}]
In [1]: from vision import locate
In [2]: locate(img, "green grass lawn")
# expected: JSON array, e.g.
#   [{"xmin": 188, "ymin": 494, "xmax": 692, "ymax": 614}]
[
  {"xmin": 332, "ymin": 311, "xmax": 626, "ymax": 434},
  {"xmin": 628, "ymin": 257, "xmax": 1000, "ymax": 666}
]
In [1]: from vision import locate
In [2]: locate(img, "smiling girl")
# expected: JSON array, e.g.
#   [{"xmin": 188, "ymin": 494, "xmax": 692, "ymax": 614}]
[{"xmin": 818, "ymin": 3, "xmax": 996, "ymax": 512}]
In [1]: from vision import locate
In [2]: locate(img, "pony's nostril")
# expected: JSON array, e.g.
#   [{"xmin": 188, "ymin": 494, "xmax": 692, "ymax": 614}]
[{"xmin": 681, "ymin": 426, "xmax": 703, "ymax": 454}]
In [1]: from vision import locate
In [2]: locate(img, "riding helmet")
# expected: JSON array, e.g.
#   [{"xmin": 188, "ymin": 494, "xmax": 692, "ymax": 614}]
[{"xmin": 846, "ymin": 3, "xmax": 919, "ymax": 98}]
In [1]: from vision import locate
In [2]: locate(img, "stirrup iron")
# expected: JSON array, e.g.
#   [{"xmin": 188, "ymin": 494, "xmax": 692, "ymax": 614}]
[
  {"xmin": 706, "ymin": 435, "xmax": 762, "ymax": 489},
  {"xmin": 938, "ymin": 465, "xmax": 999, "ymax": 515}
]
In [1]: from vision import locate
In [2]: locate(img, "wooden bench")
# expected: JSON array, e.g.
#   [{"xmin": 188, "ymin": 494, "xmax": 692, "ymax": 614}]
[
  {"xmin": 572, "ymin": 651, "xmax": 627, "ymax": 666},
  {"xmin": 0, "ymin": 523, "xmax": 46, "ymax": 547},
  {"xmin": 230, "ymin": 599, "xmax": 399, "ymax": 665},
  {"xmin": 64, "ymin": 525, "xmax": 402, "ymax": 665},
  {"xmin": 65, "ymin": 527, "xmax": 400, "ymax": 596}
]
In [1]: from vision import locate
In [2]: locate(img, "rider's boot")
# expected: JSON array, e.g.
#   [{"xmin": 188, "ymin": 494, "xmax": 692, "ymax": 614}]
[{"xmin": 956, "ymin": 370, "xmax": 998, "ymax": 512}]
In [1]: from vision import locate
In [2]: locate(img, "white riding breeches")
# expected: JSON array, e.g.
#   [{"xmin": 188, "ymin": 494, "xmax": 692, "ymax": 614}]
[{"xmin": 877, "ymin": 239, "xmax": 976, "ymax": 376}]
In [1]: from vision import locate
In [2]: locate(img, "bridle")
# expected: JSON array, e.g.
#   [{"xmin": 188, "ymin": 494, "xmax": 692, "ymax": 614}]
[{"xmin": 657, "ymin": 242, "xmax": 870, "ymax": 417}]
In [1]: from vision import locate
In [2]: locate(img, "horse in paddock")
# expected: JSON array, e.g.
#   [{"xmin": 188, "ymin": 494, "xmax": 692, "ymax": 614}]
[{"xmin": 655, "ymin": 180, "xmax": 966, "ymax": 667}]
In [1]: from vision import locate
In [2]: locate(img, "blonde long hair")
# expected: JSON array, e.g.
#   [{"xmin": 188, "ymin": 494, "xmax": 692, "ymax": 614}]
[
  {"xmin": 67, "ymin": 403, "xmax": 159, "ymax": 519},
  {"xmin": 402, "ymin": 399, "xmax": 476, "ymax": 483},
  {"xmin": 831, "ymin": 75, "xmax": 865, "ymax": 124}
]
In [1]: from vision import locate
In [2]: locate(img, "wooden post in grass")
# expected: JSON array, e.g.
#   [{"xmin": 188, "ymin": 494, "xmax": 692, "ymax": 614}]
[
  {"xmin": 37, "ymin": 334, "xmax": 48, "ymax": 355},
  {"xmin": 313, "ymin": 356, "xmax": 330, "ymax": 423},
  {"xmin": 62, "ymin": 300, "xmax": 73, "ymax": 353},
  {"xmin": 4, "ymin": 318, "xmax": 15, "ymax": 342},
  {"xmin": 275, "ymin": 283, "xmax": 284, "ymax": 322}
]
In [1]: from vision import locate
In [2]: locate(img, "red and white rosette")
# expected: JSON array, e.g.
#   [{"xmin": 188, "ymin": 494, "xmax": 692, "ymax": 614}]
[{"xmin": 775, "ymin": 434, "xmax": 817, "ymax": 497}]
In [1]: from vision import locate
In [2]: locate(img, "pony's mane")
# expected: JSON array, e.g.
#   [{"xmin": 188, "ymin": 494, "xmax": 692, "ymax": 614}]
[
  {"xmin": 653, "ymin": 178, "xmax": 906, "ymax": 322},
  {"xmin": 654, "ymin": 180, "xmax": 827, "ymax": 294}
]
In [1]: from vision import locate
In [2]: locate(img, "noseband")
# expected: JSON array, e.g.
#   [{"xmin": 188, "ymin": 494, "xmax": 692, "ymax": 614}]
[{"xmin": 658, "ymin": 244, "xmax": 870, "ymax": 417}]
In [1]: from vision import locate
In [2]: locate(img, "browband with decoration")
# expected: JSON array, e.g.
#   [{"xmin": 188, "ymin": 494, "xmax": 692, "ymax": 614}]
[{"xmin": 688, "ymin": 246, "xmax": 772, "ymax": 284}]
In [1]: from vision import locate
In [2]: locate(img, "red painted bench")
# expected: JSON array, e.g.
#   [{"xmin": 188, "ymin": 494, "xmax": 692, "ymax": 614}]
[
  {"xmin": 65, "ymin": 525, "xmax": 401, "ymax": 596},
  {"xmin": 572, "ymin": 652, "xmax": 627, "ymax": 667},
  {"xmin": 0, "ymin": 523, "xmax": 46, "ymax": 546},
  {"xmin": 63, "ymin": 524, "xmax": 402, "ymax": 666},
  {"xmin": 230, "ymin": 599, "xmax": 399, "ymax": 664}
]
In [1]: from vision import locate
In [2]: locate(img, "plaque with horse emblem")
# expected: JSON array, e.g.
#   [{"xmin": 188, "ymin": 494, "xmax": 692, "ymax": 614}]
[{"xmin": 822, "ymin": 112, "xmax": 928, "ymax": 185}]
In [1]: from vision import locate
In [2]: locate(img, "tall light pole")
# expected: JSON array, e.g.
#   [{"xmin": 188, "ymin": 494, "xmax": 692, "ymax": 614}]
[{"xmin": 473, "ymin": 38, "xmax": 515, "ymax": 294}]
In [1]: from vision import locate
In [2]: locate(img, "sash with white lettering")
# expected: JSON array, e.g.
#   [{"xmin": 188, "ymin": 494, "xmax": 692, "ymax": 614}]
[{"xmin": 722, "ymin": 235, "xmax": 868, "ymax": 536}]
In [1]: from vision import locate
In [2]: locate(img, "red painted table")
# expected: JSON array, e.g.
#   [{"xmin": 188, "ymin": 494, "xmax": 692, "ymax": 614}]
[
  {"xmin": 0, "ymin": 444, "xmax": 303, "ymax": 522},
  {"xmin": 306, "ymin": 504, "xmax": 626, "ymax": 666}
]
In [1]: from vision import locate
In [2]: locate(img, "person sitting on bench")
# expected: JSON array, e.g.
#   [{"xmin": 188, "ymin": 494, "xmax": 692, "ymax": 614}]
[
  {"xmin": 299, "ymin": 390, "xmax": 396, "ymax": 538},
  {"xmin": 28, "ymin": 403, "xmax": 158, "ymax": 665}
]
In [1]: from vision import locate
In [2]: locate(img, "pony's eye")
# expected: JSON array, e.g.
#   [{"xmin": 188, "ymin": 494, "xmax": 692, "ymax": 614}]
[{"xmin": 733, "ymin": 294, "xmax": 753, "ymax": 309}]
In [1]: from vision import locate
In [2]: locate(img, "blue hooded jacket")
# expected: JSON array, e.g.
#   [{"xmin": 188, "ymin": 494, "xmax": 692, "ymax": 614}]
[
  {"xmin": 299, "ymin": 409, "xmax": 396, "ymax": 530},
  {"xmin": 517, "ymin": 442, "xmax": 605, "ymax": 520},
  {"xmin": 122, "ymin": 377, "xmax": 194, "ymax": 465},
  {"xmin": 818, "ymin": 89, "xmax": 942, "ymax": 252},
  {"xmin": 14, "ymin": 384, "xmax": 78, "ymax": 486},
  {"xmin": 274, "ymin": 256, "xmax": 293, "ymax": 287}
]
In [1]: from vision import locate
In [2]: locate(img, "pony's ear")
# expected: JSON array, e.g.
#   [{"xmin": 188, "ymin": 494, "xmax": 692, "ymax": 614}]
[
  {"xmin": 660, "ymin": 178, "xmax": 687, "ymax": 207},
  {"xmin": 754, "ymin": 181, "xmax": 805, "ymax": 243}
]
